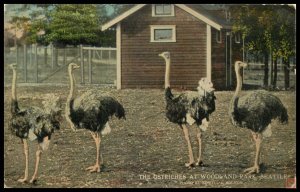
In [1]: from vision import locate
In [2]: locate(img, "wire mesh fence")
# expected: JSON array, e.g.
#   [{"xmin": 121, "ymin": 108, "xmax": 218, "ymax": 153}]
[
  {"xmin": 243, "ymin": 53, "xmax": 296, "ymax": 89},
  {"xmin": 4, "ymin": 44, "xmax": 117, "ymax": 86}
]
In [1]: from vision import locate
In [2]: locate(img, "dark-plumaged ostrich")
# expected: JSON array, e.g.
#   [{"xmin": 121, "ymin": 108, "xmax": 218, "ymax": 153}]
[
  {"xmin": 229, "ymin": 61, "xmax": 288, "ymax": 174},
  {"xmin": 9, "ymin": 64, "xmax": 62, "ymax": 183},
  {"xmin": 65, "ymin": 63, "xmax": 126, "ymax": 173},
  {"xmin": 159, "ymin": 52, "xmax": 216, "ymax": 168}
]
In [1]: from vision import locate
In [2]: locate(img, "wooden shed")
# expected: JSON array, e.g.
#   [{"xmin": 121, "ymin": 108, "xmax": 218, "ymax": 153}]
[{"xmin": 101, "ymin": 4, "xmax": 243, "ymax": 90}]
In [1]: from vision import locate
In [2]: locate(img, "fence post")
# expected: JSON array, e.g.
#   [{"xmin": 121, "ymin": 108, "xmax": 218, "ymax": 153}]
[
  {"xmin": 55, "ymin": 47, "xmax": 59, "ymax": 66},
  {"xmin": 80, "ymin": 45, "xmax": 84, "ymax": 84},
  {"xmin": 51, "ymin": 42, "xmax": 54, "ymax": 70},
  {"xmin": 23, "ymin": 44, "xmax": 27, "ymax": 83},
  {"xmin": 44, "ymin": 45, "xmax": 47, "ymax": 67},
  {"xmin": 16, "ymin": 45, "xmax": 19, "ymax": 66},
  {"xmin": 35, "ymin": 44, "xmax": 38, "ymax": 83},
  {"xmin": 29, "ymin": 44, "xmax": 32, "ymax": 66},
  {"xmin": 63, "ymin": 48, "xmax": 66, "ymax": 66},
  {"xmin": 88, "ymin": 49, "xmax": 92, "ymax": 84}
]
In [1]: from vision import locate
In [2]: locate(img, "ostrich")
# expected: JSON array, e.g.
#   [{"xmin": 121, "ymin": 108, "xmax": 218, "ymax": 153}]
[
  {"xmin": 65, "ymin": 63, "xmax": 126, "ymax": 173},
  {"xmin": 9, "ymin": 64, "xmax": 62, "ymax": 183},
  {"xmin": 159, "ymin": 52, "xmax": 216, "ymax": 168},
  {"xmin": 229, "ymin": 61, "xmax": 288, "ymax": 174}
]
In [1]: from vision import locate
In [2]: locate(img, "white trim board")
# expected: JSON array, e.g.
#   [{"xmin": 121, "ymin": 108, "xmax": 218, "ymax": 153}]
[
  {"xmin": 102, "ymin": 4, "xmax": 146, "ymax": 31},
  {"xmin": 116, "ymin": 23, "xmax": 121, "ymax": 90},
  {"xmin": 206, "ymin": 25, "xmax": 212, "ymax": 81}
]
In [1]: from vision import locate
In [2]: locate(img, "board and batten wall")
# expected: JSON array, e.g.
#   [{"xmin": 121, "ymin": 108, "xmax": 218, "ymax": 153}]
[
  {"xmin": 120, "ymin": 5, "xmax": 228, "ymax": 90},
  {"xmin": 120, "ymin": 5, "xmax": 207, "ymax": 89}
]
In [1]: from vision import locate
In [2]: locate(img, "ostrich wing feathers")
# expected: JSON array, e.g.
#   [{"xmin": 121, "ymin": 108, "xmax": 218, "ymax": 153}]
[
  {"xmin": 70, "ymin": 91, "xmax": 125, "ymax": 132},
  {"xmin": 231, "ymin": 90, "xmax": 288, "ymax": 132}
]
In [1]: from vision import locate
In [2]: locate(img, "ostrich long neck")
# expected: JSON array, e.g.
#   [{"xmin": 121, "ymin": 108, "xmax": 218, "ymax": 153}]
[
  {"xmin": 230, "ymin": 64, "xmax": 242, "ymax": 115},
  {"xmin": 67, "ymin": 67, "xmax": 76, "ymax": 104},
  {"xmin": 165, "ymin": 58, "xmax": 171, "ymax": 88},
  {"xmin": 11, "ymin": 68, "xmax": 17, "ymax": 101},
  {"xmin": 234, "ymin": 65, "xmax": 242, "ymax": 98},
  {"xmin": 65, "ymin": 67, "xmax": 77, "ymax": 131}
]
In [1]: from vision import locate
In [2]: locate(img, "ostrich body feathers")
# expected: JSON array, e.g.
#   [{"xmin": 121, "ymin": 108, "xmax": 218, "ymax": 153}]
[
  {"xmin": 229, "ymin": 90, "xmax": 288, "ymax": 133},
  {"xmin": 69, "ymin": 90, "xmax": 125, "ymax": 132},
  {"xmin": 10, "ymin": 101, "xmax": 61, "ymax": 143},
  {"xmin": 165, "ymin": 87, "xmax": 216, "ymax": 126}
]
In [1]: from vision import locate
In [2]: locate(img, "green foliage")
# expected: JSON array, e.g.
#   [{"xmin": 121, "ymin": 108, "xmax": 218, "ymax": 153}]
[
  {"xmin": 46, "ymin": 4, "xmax": 100, "ymax": 46},
  {"xmin": 230, "ymin": 5, "xmax": 295, "ymax": 57}
]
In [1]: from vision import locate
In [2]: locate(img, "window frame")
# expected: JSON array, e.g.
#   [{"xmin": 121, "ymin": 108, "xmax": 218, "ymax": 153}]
[
  {"xmin": 234, "ymin": 32, "xmax": 241, "ymax": 44},
  {"xmin": 152, "ymin": 4, "xmax": 175, "ymax": 17},
  {"xmin": 150, "ymin": 25, "xmax": 177, "ymax": 43}
]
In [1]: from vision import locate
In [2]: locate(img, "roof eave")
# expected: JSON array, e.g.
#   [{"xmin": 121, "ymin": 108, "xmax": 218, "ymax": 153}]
[{"xmin": 101, "ymin": 4, "xmax": 146, "ymax": 31}]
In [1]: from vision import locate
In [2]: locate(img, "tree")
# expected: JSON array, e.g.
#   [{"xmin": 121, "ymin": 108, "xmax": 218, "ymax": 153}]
[
  {"xmin": 276, "ymin": 6, "xmax": 295, "ymax": 89},
  {"xmin": 230, "ymin": 4, "xmax": 296, "ymax": 89},
  {"xmin": 46, "ymin": 4, "xmax": 100, "ymax": 47}
]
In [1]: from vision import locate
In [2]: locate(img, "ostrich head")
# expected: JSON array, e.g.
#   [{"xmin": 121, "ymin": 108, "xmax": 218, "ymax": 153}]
[
  {"xmin": 234, "ymin": 61, "xmax": 247, "ymax": 70},
  {"xmin": 197, "ymin": 78, "xmax": 215, "ymax": 96},
  {"xmin": 158, "ymin": 51, "xmax": 170, "ymax": 60},
  {"xmin": 9, "ymin": 63, "xmax": 17, "ymax": 70},
  {"xmin": 68, "ymin": 63, "xmax": 80, "ymax": 71}
]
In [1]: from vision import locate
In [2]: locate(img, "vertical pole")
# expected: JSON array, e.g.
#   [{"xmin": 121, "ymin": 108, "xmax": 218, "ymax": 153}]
[
  {"xmin": 29, "ymin": 45, "xmax": 32, "ymax": 67},
  {"xmin": 51, "ymin": 43, "xmax": 54, "ymax": 70},
  {"xmin": 16, "ymin": 45, "xmax": 19, "ymax": 66},
  {"xmin": 229, "ymin": 32, "xmax": 232, "ymax": 86},
  {"xmin": 80, "ymin": 45, "xmax": 84, "ymax": 84},
  {"xmin": 24, "ymin": 44, "xmax": 27, "ymax": 83},
  {"xmin": 88, "ymin": 49, "xmax": 92, "ymax": 84},
  {"xmin": 35, "ymin": 44, "xmax": 38, "ymax": 83},
  {"xmin": 116, "ymin": 23, "xmax": 122, "ymax": 89},
  {"xmin": 242, "ymin": 37, "xmax": 245, "ymax": 81},
  {"xmin": 63, "ymin": 48, "xmax": 66, "ymax": 66},
  {"xmin": 44, "ymin": 45, "xmax": 47, "ymax": 67}
]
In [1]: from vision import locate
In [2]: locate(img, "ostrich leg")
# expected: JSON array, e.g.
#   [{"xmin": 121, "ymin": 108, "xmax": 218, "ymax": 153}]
[
  {"xmin": 86, "ymin": 131, "xmax": 101, "ymax": 173},
  {"xmin": 181, "ymin": 124, "xmax": 195, "ymax": 168},
  {"xmin": 195, "ymin": 128, "xmax": 204, "ymax": 166},
  {"xmin": 18, "ymin": 139, "xmax": 29, "ymax": 183},
  {"xmin": 244, "ymin": 132, "xmax": 262, "ymax": 174},
  {"xmin": 30, "ymin": 136, "xmax": 49, "ymax": 183}
]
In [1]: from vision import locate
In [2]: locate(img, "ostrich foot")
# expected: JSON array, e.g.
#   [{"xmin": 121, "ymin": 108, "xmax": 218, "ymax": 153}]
[
  {"xmin": 29, "ymin": 178, "xmax": 37, "ymax": 184},
  {"xmin": 85, "ymin": 165, "xmax": 100, "ymax": 173},
  {"xmin": 243, "ymin": 165, "xmax": 260, "ymax": 174},
  {"xmin": 17, "ymin": 177, "xmax": 28, "ymax": 183},
  {"xmin": 195, "ymin": 160, "xmax": 205, "ymax": 167},
  {"xmin": 185, "ymin": 162, "xmax": 195, "ymax": 168}
]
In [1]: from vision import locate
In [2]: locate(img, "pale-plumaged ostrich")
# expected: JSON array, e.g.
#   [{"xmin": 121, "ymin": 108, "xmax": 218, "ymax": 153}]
[
  {"xmin": 159, "ymin": 52, "xmax": 216, "ymax": 168},
  {"xmin": 9, "ymin": 64, "xmax": 62, "ymax": 183},
  {"xmin": 229, "ymin": 61, "xmax": 288, "ymax": 174},
  {"xmin": 65, "ymin": 63, "xmax": 126, "ymax": 173}
]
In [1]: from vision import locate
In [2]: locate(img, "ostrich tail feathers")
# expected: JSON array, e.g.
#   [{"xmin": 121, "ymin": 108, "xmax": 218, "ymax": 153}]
[
  {"xmin": 11, "ymin": 99, "xmax": 20, "ymax": 114},
  {"xmin": 165, "ymin": 87, "xmax": 174, "ymax": 101},
  {"xmin": 280, "ymin": 107, "xmax": 288, "ymax": 124}
]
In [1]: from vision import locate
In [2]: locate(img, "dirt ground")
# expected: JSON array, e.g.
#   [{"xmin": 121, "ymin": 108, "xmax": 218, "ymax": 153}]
[{"xmin": 3, "ymin": 85, "xmax": 296, "ymax": 188}]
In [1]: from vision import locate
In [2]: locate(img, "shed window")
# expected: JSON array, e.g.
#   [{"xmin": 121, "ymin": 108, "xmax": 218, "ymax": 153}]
[
  {"xmin": 150, "ymin": 25, "xmax": 176, "ymax": 42},
  {"xmin": 152, "ymin": 4, "xmax": 174, "ymax": 17},
  {"xmin": 235, "ymin": 33, "xmax": 241, "ymax": 43},
  {"xmin": 216, "ymin": 30, "xmax": 222, "ymax": 43}
]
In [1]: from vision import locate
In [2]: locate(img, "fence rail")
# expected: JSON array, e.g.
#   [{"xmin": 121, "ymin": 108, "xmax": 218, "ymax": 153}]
[{"xmin": 243, "ymin": 62, "xmax": 296, "ymax": 88}]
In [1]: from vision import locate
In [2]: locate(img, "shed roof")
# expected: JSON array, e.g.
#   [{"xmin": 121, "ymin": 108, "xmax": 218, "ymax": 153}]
[{"xmin": 101, "ymin": 4, "xmax": 232, "ymax": 31}]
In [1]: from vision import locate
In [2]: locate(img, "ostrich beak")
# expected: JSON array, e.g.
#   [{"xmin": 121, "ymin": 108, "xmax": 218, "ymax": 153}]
[
  {"xmin": 9, "ymin": 63, "xmax": 17, "ymax": 69},
  {"xmin": 158, "ymin": 53, "xmax": 163, "ymax": 57},
  {"xmin": 74, "ymin": 64, "xmax": 80, "ymax": 69},
  {"xmin": 241, "ymin": 62, "xmax": 248, "ymax": 68}
]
